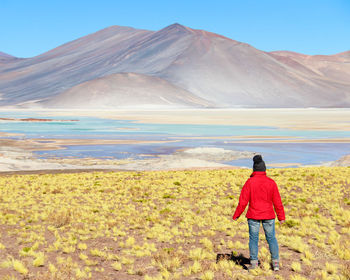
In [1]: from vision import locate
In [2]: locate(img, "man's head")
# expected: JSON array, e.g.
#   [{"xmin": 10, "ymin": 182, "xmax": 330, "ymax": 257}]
[{"xmin": 253, "ymin": 154, "xmax": 266, "ymax": 172}]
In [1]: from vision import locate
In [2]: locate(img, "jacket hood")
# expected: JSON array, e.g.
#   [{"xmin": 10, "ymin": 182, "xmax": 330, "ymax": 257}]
[{"xmin": 251, "ymin": 171, "xmax": 267, "ymax": 177}]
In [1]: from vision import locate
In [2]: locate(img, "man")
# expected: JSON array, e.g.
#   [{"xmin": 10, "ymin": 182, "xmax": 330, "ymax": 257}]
[{"xmin": 232, "ymin": 155, "xmax": 285, "ymax": 271}]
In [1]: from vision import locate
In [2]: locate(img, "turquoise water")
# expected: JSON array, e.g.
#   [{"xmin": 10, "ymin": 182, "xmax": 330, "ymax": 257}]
[
  {"xmin": 1, "ymin": 111, "xmax": 350, "ymax": 139},
  {"xmin": 1, "ymin": 111, "xmax": 350, "ymax": 166}
]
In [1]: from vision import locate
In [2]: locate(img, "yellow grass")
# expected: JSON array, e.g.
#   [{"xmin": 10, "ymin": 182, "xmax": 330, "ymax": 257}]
[{"xmin": 0, "ymin": 167, "xmax": 349, "ymax": 279}]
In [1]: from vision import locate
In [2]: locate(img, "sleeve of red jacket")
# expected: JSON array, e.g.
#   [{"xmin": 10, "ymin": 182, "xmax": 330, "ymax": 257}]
[
  {"xmin": 272, "ymin": 181, "xmax": 285, "ymax": 221},
  {"xmin": 232, "ymin": 180, "xmax": 250, "ymax": 220}
]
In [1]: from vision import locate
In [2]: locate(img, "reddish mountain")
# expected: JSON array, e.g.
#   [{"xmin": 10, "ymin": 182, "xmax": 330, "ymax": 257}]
[{"xmin": 0, "ymin": 23, "xmax": 349, "ymax": 108}]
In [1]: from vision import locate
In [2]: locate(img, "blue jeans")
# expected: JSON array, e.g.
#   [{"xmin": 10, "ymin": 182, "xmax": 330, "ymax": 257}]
[{"xmin": 248, "ymin": 219, "xmax": 279, "ymax": 261}]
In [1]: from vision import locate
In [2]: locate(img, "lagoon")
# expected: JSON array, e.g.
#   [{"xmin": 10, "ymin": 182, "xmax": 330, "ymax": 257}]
[{"xmin": 1, "ymin": 110, "xmax": 350, "ymax": 168}]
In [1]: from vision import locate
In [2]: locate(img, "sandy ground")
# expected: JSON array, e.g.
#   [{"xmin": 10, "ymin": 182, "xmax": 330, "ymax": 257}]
[
  {"xmin": 0, "ymin": 144, "xmax": 253, "ymax": 173},
  {"xmin": 0, "ymin": 140, "xmax": 347, "ymax": 173},
  {"xmin": 34, "ymin": 108, "xmax": 350, "ymax": 131},
  {"xmin": 0, "ymin": 137, "xmax": 243, "ymax": 172},
  {"xmin": 0, "ymin": 132, "xmax": 23, "ymax": 137},
  {"xmin": 223, "ymin": 138, "xmax": 350, "ymax": 143},
  {"xmin": 0, "ymin": 138, "xmax": 181, "ymax": 152},
  {"xmin": 329, "ymin": 154, "xmax": 350, "ymax": 166}
]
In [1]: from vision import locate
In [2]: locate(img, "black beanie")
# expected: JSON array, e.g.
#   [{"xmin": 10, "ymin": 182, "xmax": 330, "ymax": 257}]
[{"xmin": 253, "ymin": 155, "xmax": 266, "ymax": 172}]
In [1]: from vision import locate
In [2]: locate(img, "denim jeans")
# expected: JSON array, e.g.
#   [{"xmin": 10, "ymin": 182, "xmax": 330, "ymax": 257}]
[{"xmin": 248, "ymin": 219, "xmax": 279, "ymax": 261}]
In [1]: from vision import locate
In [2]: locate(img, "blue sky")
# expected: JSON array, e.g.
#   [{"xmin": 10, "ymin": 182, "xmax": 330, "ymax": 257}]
[{"xmin": 1, "ymin": 0, "xmax": 349, "ymax": 58}]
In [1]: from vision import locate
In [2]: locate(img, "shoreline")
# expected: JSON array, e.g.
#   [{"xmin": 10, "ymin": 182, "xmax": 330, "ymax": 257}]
[
  {"xmin": 1, "ymin": 108, "xmax": 350, "ymax": 172},
  {"xmin": 0, "ymin": 161, "xmax": 347, "ymax": 176},
  {"xmin": 2, "ymin": 108, "xmax": 350, "ymax": 130},
  {"xmin": 0, "ymin": 145, "xmax": 251, "ymax": 173},
  {"xmin": 30, "ymin": 108, "xmax": 350, "ymax": 131},
  {"xmin": 0, "ymin": 165, "xmax": 241, "ymax": 176},
  {"xmin": 0, "ymin": 144, "xmax": 348, "ymax": 173}
]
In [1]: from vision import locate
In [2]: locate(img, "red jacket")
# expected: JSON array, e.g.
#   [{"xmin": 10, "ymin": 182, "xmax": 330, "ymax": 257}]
[{"xmin": 232, "ymin": 171, "xmax": 285, "ymax": 221}]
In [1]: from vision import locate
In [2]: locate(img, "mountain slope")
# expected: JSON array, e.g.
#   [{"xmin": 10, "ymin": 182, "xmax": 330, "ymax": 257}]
[
  {"xmin": 0, "ymin": 26, "xmax": 153, "ymax": 103},
  {"xmin": 269, "ymin": 51, "xmax": 350, "ymax": 84},
  {"xmin": 38, "ymin": 72, "xmax": 213, "ymax": 109},
  {"xmin": 155, "ymin": 26, "xmax": 350, "ymax": 107},
  {"xmin": 0, "ymin": 51, "xmax": 16, "ymax": 61},
  {"xmin": 0, "ymin": 23, "xmax": 349, "ymax": 108}
]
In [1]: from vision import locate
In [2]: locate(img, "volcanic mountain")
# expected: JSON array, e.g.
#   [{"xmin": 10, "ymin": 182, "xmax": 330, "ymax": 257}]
[{"xmin": 0, "ymin": 23, "xmax": 349, "ymax": 108}]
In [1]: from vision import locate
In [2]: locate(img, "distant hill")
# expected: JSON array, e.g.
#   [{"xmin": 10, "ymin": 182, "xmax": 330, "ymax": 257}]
[{"xmin": 0, "ymin": 23, "xmax": 349, "ymax": 108}]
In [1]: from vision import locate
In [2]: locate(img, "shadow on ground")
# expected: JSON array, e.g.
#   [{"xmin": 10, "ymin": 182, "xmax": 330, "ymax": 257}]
[{"xmin": 216, "ymin": 252, "xmax": 251, "ymax": 270}]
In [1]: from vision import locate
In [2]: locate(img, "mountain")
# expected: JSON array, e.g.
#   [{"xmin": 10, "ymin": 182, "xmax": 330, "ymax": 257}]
[
  {"xmin": 39, "ymin": 72, "xmax": 212, "ymax": 108},
  {"xmin": 0, "ymin": 23, "xmax": 349, "ymax": 108},
  {"xmin": 0, "ymin": 51, "xmax": 16, "ymax": 61}
]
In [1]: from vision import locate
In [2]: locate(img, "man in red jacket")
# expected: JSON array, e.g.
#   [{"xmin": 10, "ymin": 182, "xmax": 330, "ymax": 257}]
[{"xmin": 232, "ymin": 155, "xmax": 285, "ymax": 271}]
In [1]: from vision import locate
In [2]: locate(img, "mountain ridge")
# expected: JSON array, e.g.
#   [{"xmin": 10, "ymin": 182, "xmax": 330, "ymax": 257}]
[
  {"xmin": 0, "ymin": 51, "xmax": 17, "ymax": 61},
  {"xmin": 0, "ymin": 23, "xmax": 349, "ymax": 108}
]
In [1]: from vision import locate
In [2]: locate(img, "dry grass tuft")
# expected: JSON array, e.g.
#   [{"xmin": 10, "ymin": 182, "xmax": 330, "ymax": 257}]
[
  {"xmin": 341, "ymin": 261, "xmax": 350, "ymax": 279},
  {"xmin": 47, "ymin": 209, "xmax": 72, "ymax": 228}
]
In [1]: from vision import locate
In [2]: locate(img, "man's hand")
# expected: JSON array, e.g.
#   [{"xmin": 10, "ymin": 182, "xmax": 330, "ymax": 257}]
[{"xmin": 279, "ymin": 220, "xmax": 285, "ymax": 225}]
